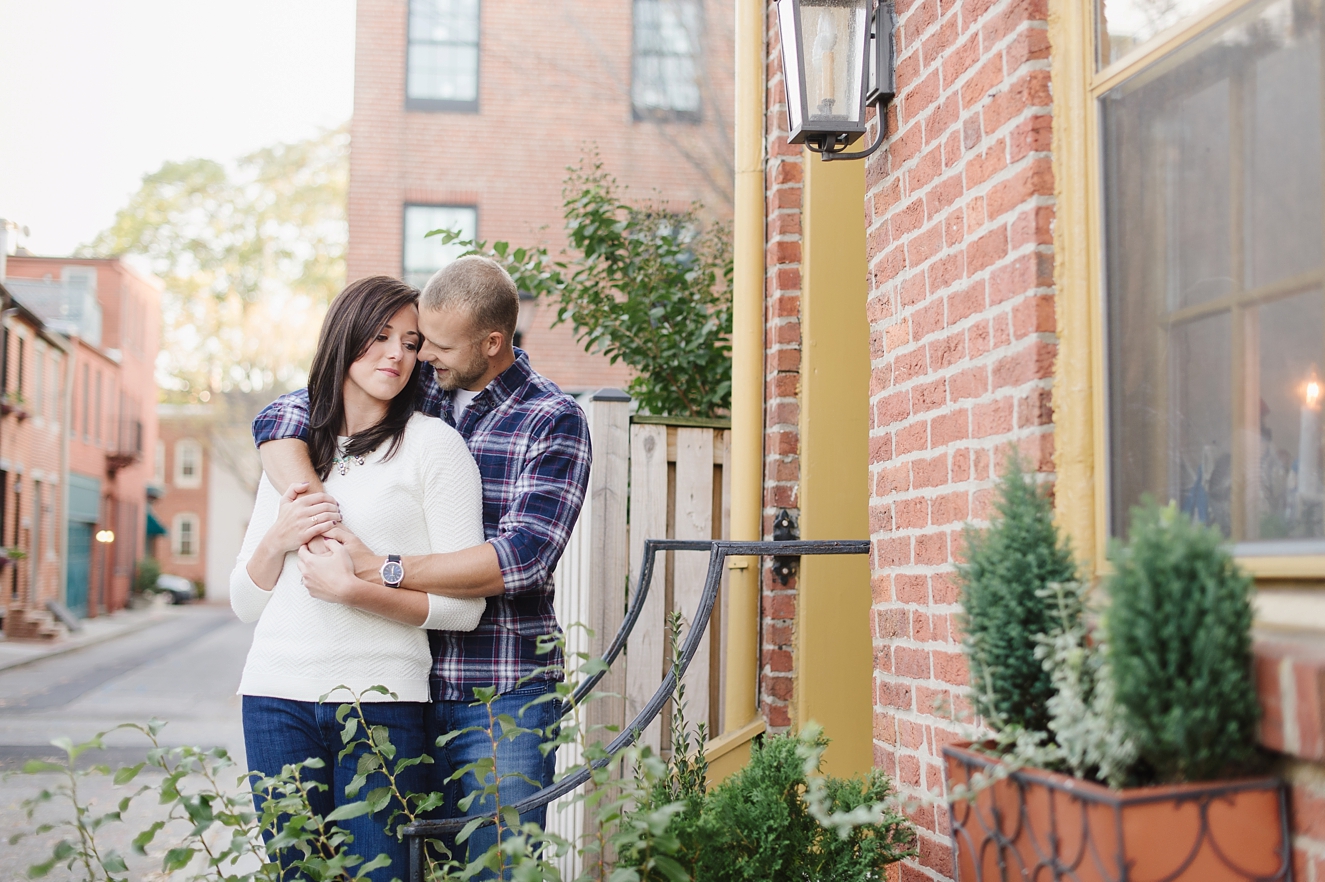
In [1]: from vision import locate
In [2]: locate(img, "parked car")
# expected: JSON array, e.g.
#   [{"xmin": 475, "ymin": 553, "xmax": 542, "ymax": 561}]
[{"xmin": 155, "ymin": 574, "xmax": 194, "ymax": 605}]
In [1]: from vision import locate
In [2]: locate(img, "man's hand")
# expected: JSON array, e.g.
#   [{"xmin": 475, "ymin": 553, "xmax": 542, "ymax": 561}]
[
  {"xmin": 324, "ymin": 525, "xmax": 384, "ymax": 584},
  {"xmin": 298, "ymin": 538, "xmax": 361, "ymax": 606}
]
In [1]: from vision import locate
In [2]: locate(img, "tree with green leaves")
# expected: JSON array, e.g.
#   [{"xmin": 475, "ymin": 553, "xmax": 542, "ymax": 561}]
[
  {"xmin": 437, "ymin": 157, "xmax": 733, "ymax": 418},
  {"xmin": 957, "ymin": 453, "xmax": 1079, "ymax": 735},
  {"xmin": 81, "ymin": 127, "xmax": 347, "ymax": 402}
]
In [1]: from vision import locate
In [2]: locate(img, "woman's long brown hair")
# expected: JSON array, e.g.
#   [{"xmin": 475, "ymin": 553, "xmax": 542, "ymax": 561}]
[{"xmin": 306, "ymin": 276, "xmax": 423, "ymax": 480}]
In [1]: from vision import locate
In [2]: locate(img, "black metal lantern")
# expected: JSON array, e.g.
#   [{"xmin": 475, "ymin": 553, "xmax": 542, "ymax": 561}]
[{"xmin": 776, "ymin": 0, "xmax": 896, "ymax": 161}]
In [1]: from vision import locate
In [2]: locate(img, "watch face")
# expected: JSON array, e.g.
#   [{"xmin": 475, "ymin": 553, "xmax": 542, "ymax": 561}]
[{"xmin": 382, "ymin": 561, "xmax": 404, "ymax": 585}]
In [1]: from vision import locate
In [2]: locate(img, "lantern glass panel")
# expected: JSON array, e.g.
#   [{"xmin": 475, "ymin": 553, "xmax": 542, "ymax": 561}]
[
  {"xmin": 801, "ymin": 0, "xmax": 868, "ymax": 127},
  {"xmin": 778, "ymin": 0, "xmax": 806, "ymax": 134}
]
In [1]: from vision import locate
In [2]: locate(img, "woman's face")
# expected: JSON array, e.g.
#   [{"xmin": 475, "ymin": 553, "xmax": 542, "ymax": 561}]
[{"xmin": 344, "ymin": 303, "xmax": 421, "ymax": 405}]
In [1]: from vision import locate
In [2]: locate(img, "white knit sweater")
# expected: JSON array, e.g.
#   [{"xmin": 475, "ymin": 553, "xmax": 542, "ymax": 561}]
[{"xmin": 231, "ymin": 413, "xmax": 486, "ymax": 702}]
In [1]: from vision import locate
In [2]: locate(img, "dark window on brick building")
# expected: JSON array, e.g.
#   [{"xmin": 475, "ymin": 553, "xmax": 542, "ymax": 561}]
[
  {"xmin": 632, "ymin": 0, "xmax": 702, "ymax": 120},
  {"xmin": 402, "ymin": 204, "xmax": 478, "ymax": 288},
  {"xmin": 406, "ymin": 0, "xmax": 480, "ymax": 112}
]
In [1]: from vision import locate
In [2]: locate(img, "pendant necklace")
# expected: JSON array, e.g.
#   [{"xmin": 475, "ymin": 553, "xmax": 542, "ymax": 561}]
[{"xmin": 332, "ymin": 445, "xmax": 365, "ymax": 476}]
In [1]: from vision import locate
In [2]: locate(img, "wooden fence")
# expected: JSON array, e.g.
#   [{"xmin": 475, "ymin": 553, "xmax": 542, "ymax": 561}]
[{"xmin": 547, "ymin": 391, "xmax": 731, "ymax": 875}]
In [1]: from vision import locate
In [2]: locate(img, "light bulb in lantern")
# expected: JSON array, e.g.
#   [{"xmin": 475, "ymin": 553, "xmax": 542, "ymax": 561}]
[
  {"xmin": 1301, "ymin": 369, "xmax": 1323, "ymax": 502},
  {"xmin": 1307, "ymin": 380, "xmax": 1321, "ymax": 408}
]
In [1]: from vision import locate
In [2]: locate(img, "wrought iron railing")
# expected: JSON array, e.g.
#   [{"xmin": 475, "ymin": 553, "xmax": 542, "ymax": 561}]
[{"xmin": 401, "ymin": 537, "xmax": 870, "ymax": 880}]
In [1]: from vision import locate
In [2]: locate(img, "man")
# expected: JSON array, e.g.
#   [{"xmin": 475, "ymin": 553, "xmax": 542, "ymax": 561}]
[{"xmin": 250, "ymin": 255, "xmax": 591, "ymax": 871}]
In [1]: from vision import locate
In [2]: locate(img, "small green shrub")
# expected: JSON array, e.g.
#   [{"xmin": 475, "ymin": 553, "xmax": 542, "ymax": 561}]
[
  {"xmin": 957, "ymin": 453, "xmax": 1079, "ymax": 734},
  {"xmin": 132, "ymin": 557, "xmax": 161, "ymax": 596},
  {"xmin": 1105, "ymin": 499, "xmax": 1260, "ymax": 784}
]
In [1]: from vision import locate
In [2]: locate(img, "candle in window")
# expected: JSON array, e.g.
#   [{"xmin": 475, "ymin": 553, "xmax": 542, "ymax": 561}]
[{"xmin": 1299, "ymin": 373, "xmax": 1322, "ymax": 501}]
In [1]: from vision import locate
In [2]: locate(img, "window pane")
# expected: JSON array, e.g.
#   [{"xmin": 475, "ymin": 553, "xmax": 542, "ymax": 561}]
[
  {"xmin": 1097, "ymin": 0, "xmax": 1228, "ymax": 67},
  {"xmin": 403, "ymin": 205, "xmax": 477, "ymax": 289},
  {"xmin": 633, "ymin": 0, "xmax": 702, "ymax": 115},
  {"xmin": 407, "ymin": 0, "xmax": 480, "ymax": 105},
  {"xmin": 1103, "ymin": 0, "xmax": 1325, "ymax": 548}
]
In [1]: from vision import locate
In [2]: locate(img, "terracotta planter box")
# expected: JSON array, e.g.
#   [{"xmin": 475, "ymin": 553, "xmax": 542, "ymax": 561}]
[{"xmin": 942, "ymin": 743, "xmax": 1291, "ymax": 881}]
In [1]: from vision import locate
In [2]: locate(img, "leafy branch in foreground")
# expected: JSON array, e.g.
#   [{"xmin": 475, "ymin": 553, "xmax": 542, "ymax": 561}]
[{"xmin": 433, "ymin": 155, "xmax": 733, "ymax": 418}]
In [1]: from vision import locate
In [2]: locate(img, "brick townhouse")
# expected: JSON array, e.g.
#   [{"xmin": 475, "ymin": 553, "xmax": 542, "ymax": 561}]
[
  {"xmin": 703, "ymin": 0, "xmax": 1325, "ymax": 878},
  {"xmin": 348, "ymin": 0, "xmax": 736, "ymax": 392},
  {"xmin": 1, "ymin": 255, "xmax": 160, "ymax": 629}
]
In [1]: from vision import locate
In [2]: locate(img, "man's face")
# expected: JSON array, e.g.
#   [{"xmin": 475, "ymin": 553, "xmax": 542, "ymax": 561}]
[{"xmin": 418, "ymin": 305, "xmax": 491, "ymax": 392}]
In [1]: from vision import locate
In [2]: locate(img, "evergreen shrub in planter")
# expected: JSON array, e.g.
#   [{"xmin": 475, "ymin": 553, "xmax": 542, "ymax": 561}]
[{"xmin": 945, "ymin": 461, "xmax": 1290, "ymax": 882}]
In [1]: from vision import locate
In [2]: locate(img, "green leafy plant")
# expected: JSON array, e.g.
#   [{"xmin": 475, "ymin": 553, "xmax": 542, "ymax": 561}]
[
  {"xmin": 1105, "ymin": 499, "xmax": 1260, "ymax": 784},
  {"xmin": 132, "ymin": 557, "xmax": 161, "ymax": 596},
  {"xmin": 957, "ymin": 452, "xmax": 1079, "ymax": 734},
  {"xmin": 433, "ymin": 155, "xmax": 733, "ymax": 418}
]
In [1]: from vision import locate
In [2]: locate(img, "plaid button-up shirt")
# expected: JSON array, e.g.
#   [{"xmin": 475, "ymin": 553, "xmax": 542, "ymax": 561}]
[{"xmin": 251, "ymin": 349, "xmax": 591, "ymax": 700}]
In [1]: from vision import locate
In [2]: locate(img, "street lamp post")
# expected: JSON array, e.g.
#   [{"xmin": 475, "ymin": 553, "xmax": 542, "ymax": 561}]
[{"xmin": 776, "ymin": 0, "xmax": 896, "ymax": 161}]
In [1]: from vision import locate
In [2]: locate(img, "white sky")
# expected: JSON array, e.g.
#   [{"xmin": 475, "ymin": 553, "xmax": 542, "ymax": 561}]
[{"xmin": 0, "ymin": 0, "xmax": 356, "ymax": 257}]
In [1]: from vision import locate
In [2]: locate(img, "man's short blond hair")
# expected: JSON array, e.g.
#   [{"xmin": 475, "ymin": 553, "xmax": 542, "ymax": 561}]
[{"xmin": 421, "ymin": 255, "xmax": 519, "ymax": 343}]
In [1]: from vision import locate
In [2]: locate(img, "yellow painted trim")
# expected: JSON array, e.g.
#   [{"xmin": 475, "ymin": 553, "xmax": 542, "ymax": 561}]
[
  {"xmin": 1049, "ymin": 0, "xmax": 1100, "ymax": 570},
  {"xmin": 705, "ymin": 715, "xmax": 767, "ymax": 784},
  {"xmin": 723, "ymin": 0, "xmax": 767, "ymax": 737},
  {"xmin": 1239, "ymin": 556, "xmax": 1325, "ymax": 580},
  {"xmin": 795, "ymin": 153, "xmax": 874, "ymax": 777}
]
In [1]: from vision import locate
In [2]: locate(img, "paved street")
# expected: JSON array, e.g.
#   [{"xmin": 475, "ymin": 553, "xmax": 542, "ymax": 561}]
[{"xmin": 0, "ymin": 605, "xmax": 255, "ymax": 880}]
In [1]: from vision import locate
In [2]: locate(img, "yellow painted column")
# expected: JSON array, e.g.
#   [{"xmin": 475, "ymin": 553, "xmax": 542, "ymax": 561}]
[
  {"xmin": 709, "ymin": 0, "xmax": 769, "ymax": 783},
  {"xmin": 795, "ymin": 152, "xmax": 874, "ymax": 776}
]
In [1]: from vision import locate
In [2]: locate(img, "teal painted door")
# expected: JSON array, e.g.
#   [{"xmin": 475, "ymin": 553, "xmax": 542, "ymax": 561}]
[{"xmin": 66, "ymin": 522, "xmax": 93, "ymax": 618}]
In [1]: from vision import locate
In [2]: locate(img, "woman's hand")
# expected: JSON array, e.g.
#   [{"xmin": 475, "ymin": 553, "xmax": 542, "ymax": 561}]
[
  {"xmin": 266, "ymin": 482, "xmax": 341, "ymax": 555},
  {"xmin": 244, "ymin": 483, "xmax": 340, "ymax": 591},
  {"xmin": 298, "ymin": 537, "xmax": 360, "ymax": 606}
]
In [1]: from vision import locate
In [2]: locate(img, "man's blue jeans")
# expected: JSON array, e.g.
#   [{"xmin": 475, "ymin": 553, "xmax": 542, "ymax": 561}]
[
  {"xmin": 428, "ymin": 679, "xmax": 561, "ymax": 877},
  {"xmin": 242, "ymin": 695, "xmax": 432, "ymax": 882}
]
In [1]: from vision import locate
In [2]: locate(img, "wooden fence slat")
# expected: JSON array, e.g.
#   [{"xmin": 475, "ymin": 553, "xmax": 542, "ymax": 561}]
[
  {"xmin": 625, "ymin": 423, "xmax": 669, "ymax": 751},
  {"xmin": 585, "ymin": 394, "xmax": 631, "ymax": 738},
  {"xmin": 673, "ymin": 427, "xmax": 715, "ymax": 733}
]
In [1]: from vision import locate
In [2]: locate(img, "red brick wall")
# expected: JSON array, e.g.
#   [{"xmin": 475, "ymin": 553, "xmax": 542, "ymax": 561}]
[
  {"xmin": 757, "ymin": 0, "xmax": 804, "ymax": 735},
  {"xmin": 6, "ymin": 257, "xmax": 162, "ymax": 615},
  {"xmin": 862, "ymin": 0, "xmax": 1055, "ymax": 873},
  {"xmin": 154, "ymin": 413, "xmax": 209, "ymax": 585},
  {"xmin": 0, "ymin": 316, "xmax": 66, "ymax": 617},
  {"xmin": 349, "ymin": 0, "xmax": 736, "ymax": 395}
]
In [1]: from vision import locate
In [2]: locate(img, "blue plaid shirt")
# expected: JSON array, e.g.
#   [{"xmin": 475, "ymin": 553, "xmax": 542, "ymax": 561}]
[{"xmin": 251, "ymin": 349, "xmax": 591, "ymax": 700}]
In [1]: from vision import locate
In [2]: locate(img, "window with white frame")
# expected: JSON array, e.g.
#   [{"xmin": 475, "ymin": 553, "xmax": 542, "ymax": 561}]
[
  {"xmin": 174, "ymin": 438, "xmax": 202, "ymax": 489},
  {"xmin": 173, "ymin": 512, "xmax": 200, "ymax": 559},
  {"xmin": 407, "ymin": 0, "xmax": 480, "ymax": 111},
  {"xmin": 632, "ymin": 0, "xmax": 703, "ymax": 118},
  {"xmin": 403, "ymin": 205, "xmax": 478, "ymax": 289},
  {"xmin": 154, "ymin": 440, "xmax": 166, "ymax": 486}
]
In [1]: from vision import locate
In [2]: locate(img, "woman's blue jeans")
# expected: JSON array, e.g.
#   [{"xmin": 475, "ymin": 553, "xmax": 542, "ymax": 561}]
[
  {"xmin": 428, "ymin": 679, "xmax": 561, "ymax": 879},
  {"xmin": 242, "ymin": 695, "xmax": 432, "ymax": 882}
]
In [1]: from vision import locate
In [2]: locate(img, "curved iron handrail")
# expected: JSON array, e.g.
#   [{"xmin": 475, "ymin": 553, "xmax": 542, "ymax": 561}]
[{"xmin": 402, "ymin": 538, "xmax": 869, "ymax": 878}]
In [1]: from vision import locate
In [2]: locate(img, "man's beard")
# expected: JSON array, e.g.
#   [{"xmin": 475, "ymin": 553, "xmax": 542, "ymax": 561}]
[{"xmin": 433, "ymin": 351, "xmax": 489, "ymax": 391}]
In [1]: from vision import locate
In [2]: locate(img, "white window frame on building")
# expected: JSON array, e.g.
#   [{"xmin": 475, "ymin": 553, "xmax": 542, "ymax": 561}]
[
  {"xmin": 174, "ymin": 438, "xmax": 203, "ymax": 490},
  {"xmin": 406, "ymin": 0, "xmax": 481, "ymax": 112},
  {"xmin": 154, "ymin": 439, "xmax": 166, "ymax": 486},
  {"xmin": 172, "ymin": 512, "xmax": 200, "ymax": 560},
  {"xmin": 402, "ymin": 204, "xmax": 478, "ymax": 289},
  {"xmin": 632, "ymin": 0, "xmax": 704, "ymax": 120}
]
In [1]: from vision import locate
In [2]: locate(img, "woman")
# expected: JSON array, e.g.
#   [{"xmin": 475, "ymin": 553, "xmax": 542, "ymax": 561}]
[{"xmin": 230, "ymin": 275, "xmax": 485, "ymax": 880}]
